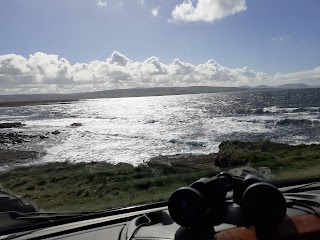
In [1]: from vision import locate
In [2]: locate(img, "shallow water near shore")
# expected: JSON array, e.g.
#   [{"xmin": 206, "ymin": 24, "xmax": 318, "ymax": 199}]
[{"xmin": 1, "ymin": 88, "xmax": 320, "ymax": 165}]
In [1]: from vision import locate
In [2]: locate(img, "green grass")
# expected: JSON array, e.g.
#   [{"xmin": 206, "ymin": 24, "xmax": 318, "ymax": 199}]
[
  {"xmin": 2, "ymin": 140, "xmax": 320, "ymax": 212},
  {"xmin": 216, "ymin": 140, "xmax": 320, "ymax": 177},
  {"xmin": 0, "ymin": 161, "xmax": 218, "ymax": 212}
]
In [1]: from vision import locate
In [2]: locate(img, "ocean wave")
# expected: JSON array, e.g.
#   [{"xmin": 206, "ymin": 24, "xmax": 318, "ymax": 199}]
[
  {"xmin": 235, "ymin": 107, "xmax": 300, "ymax": 115},
  {"xmin": 262, "ymin": 107, "xmax": 296, "ymax": 114},
  {"xmin": 168, "ymin": 139, "xmax": 207, "ymax": 147},
  {"xmin": 276, "ymin": 118, "xmax": 320, "ymax": 126},
  {"xmin": 291, "ymin": 107, "xmax": 320, "ymax": 113},
  {"xmin": 234, "ymin": 106, "xmax": 320, "ymax": 116}
]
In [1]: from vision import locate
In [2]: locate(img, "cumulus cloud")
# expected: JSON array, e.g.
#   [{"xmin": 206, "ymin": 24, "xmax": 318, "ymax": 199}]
[
  {"xmin": 171, "ymin": 0, "xmax": 247, "ymax": 23},
  {"xmin": 151, "ymin": 6, "xmax": 159, "ymax": 16},
  {"xmin": 0, "ymin": 51, "xmax": 319, "ymax": 94},
  {"xmin": 107, "ymin": 51, "xmax": 133, "ymax": 66},
  {"xmin": 97, "ymin": 0, "xmax": 107, "ymax": 7}
]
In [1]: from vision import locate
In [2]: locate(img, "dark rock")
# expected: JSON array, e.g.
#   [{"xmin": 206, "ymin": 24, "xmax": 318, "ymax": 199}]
[
  {"xmin": 0, "ymin": 186, "xmax": 41, "ymax": 213},
  {"xmin": 0, "ymin": 194, "xmax": 39, "ymax": 213},
  {"xmin": 148, "ymin": 153, "xmax": 216, "ymax": 169},
  {"xmin": 18, "ymin": 134, "xmax": 29, "ymax": 138},
  {"xmin": 39, "ymin": 134, "xmax": 48, "ymax": 139},
  {"xmin": 0, "ymin": 122, "xmax": 23, "ymax": 128},
  {"xmin": 70, "ymin": 123, "xmax": 82, "ymax": 127},
  {"xmin": 14, "ymin": 138, "xmax": 23, "ymax": 144},
  {"xmin": 52, "ymin": 130, "xmax": 61, "ymax": 135},
  {"xmin": 146, "ymin": 119, "xmax": 158, "ymax": 124}
]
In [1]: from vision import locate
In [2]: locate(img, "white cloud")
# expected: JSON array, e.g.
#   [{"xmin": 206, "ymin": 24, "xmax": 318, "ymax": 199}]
[
  {"xmin": 273, "ymin": 67, "xmax": 320, "ymax": 85},
  {"xmin": 171, "ymin": 0, "xmax": 247, "ymax": 23},
  {"xmin": 138, "ymin": 0, "xmax": 145, "ymax": 6},
  {"xmin": 0, "ymin": 51, "xmax": 319, "ymax": 94},
  {"xmin": 107, "ymin": 51, "xmax": 132, "ymax": 66},
  {"xmin": 272, "ymin": 34, "xmax": 292, "ymax": 41},
  {"xmin": 97, "ymin": 0, "xmax": 107, "ymax": 7},
  {"xmin": 151, "ymin": 6, "xmax": 159, "ymax": 16}
]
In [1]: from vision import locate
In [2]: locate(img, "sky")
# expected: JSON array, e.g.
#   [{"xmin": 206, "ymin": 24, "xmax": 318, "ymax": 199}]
[{"xmin": 0, "ymin": 0, "xmax": 320, "ymax": 94}]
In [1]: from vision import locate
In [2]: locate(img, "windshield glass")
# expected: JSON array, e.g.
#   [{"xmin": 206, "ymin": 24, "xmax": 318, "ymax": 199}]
[{"xmin": 0, "ymin": 0, "xmax": 320, "ymax": 214}]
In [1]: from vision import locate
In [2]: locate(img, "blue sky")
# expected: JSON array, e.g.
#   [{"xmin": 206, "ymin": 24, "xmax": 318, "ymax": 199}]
[{"xmin": 0, "ymin": 0, "xmax": 320, "ymax": 94}]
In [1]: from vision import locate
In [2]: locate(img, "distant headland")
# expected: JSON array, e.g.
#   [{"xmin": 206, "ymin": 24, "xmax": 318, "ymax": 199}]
[{"xmin": 0, "ymin": 84, "xmax": 319, "ymax": 107}]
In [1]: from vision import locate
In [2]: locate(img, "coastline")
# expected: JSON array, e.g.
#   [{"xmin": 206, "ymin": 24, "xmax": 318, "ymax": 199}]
[
  {"xmin": 1, "ymin": 136, "xmax": 320, "ymax": 211},
  {"xmin": 0, "ymin": 123, "xmax": 51, "ymax": 168},
  {"xmin": 0, "ymin": 104, "xmax": 320, "ymax": 211}
]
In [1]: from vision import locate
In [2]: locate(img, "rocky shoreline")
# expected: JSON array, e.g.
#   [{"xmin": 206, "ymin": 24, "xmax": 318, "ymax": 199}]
[
  {"xmin": 147, "ymin": 140, "xmax": 320, "ymax": 180},
  {"xmin": 4, "ymin": 121, "xmax": 314, "ymax": 181},
  {"xmin": 2, "ymin": 122, "xmax": 320, "ymax": 212},
  {"xmin": 0, "ymin": 121, "xmax": 276, "ymax": 180},
  {"xmin": 147, "ymin": 149, "xmax": 274, "ymax": 179},
  {"xmin": 0, "ymin": 122, "xmax": 58, "ymax": 166},
  {"xmin": 0, "ymin": 121, "xmax": 82, "ymax": 167},
  {"xmin": 148, "ymin": 153, "xmax": 217, "ymax": 169}
]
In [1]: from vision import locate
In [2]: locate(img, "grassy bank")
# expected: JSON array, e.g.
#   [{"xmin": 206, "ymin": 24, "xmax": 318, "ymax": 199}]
[
  {"xmin": 0, "ymin": 161, "xmax": 218, "ymax": 212},
  {"xmin": 1, "ymin": 140, "xmax": 320, "ymax": 212},
  {"xmin": 215, "ymin": 140, "xmax": 320, "ymax": 179}
]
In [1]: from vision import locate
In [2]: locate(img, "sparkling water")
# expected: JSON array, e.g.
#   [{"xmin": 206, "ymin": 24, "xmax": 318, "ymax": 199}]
[{"xmin": 1, "ymin": 88, "xmax": 320, "ymax": 165}]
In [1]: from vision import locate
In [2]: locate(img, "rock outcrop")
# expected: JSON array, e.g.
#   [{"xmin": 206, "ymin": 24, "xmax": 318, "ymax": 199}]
[
  {"xmin": 0, "ymin": 122, "xmax": 23, "ymax": 128},
  {"xmin": 70, "ymin": 123, "xmax": 82, "ymax": 127},
  {"xmin": 148, "ymin": 153, "xmax": 216, "ymax": 169},
  {"xmin": 0, "ymin": 186, "xmax": 41, "ymax": 213}
]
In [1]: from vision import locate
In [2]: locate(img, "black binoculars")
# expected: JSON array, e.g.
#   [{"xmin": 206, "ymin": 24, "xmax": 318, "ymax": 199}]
[{"xmin": 168, "ymin": 172, "xmax": 287, "ymax": 229}]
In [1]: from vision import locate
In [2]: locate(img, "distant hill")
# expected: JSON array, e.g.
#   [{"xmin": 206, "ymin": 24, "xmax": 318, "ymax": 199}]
[
  {"xmin": 276, "ymin": 83, "xmax": 311, "ymax": 89},
  {"xmin": 255, "ymin": 85, "xmax": 274, "ymax": 89},
  {"xmin": 253, "ymin": 83, "xmax": 315, "ymax": 89},
  {"xmin": 239, "ymin": 85, "xmax": 252, "ymax": 88},
  {"xmin": 0, "ymin": 84, "xmax": 319, "ymax": 105},
  {"xmin": 0, "ymin": 86, "xmax": 247, "ymax": 103},
  {"xmin": 75, "ymin": 86, "xmax": 246, "ymax": 99}
]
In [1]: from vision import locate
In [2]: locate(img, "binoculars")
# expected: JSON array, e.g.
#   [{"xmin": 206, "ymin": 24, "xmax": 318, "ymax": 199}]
[{"xmin": 168, "ymin": 172, "xmax": 287, "ymax": 229}]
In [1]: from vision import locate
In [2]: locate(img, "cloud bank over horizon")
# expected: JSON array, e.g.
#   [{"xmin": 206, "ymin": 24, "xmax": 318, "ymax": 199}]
[{"xmin": 0, "ymin": 51, "xmax": 319, "ymax": 95}]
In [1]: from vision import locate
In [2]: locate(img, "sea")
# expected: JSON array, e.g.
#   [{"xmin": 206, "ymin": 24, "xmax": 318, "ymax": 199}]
[{"xmin": 1, "ymin": 88, "xmax": 320, "ymax": 166}]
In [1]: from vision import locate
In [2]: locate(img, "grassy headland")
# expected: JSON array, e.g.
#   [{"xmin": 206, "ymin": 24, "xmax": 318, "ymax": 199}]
[
  {"xmin": 215, "ymin": 140, "xmax": 320, "ymax": 179},
  {"xmin": 0, "ymin": 162, "xmax": 218, "ymax": 212},
  {"xmin": 1, "ymin": 140, "xmax": 320, "ymax": 212}
]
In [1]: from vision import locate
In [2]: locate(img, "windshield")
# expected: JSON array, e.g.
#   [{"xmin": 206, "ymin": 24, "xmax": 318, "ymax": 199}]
[{"xmin": 0, "ymin": 0, "xmax": 320, "ymax": 214}]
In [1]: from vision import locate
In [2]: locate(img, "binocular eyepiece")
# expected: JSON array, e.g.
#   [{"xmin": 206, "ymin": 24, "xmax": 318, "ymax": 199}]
[
  {"xmin": 168, "ymin": 172, "xmax": 287, "ymax": 229},
  {"xmin": 168, "ymin": 172, "xmax": 233, "ymax": 228}
]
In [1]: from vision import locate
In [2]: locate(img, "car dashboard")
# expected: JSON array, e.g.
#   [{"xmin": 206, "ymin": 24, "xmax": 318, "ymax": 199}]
[{"xmin": 1, "ymin": 178, "xmax": 320, "ymax": 240}]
